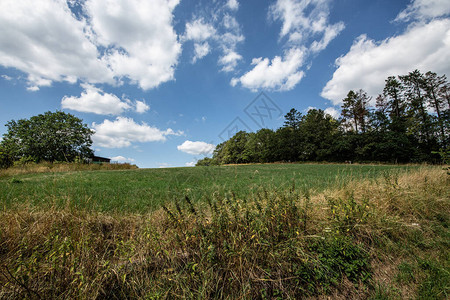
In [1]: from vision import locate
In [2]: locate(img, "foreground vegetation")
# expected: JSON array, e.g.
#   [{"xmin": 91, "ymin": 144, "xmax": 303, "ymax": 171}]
[{"xmin": 0, "ymin": 167, "xmax": 448, "ymax": 299}]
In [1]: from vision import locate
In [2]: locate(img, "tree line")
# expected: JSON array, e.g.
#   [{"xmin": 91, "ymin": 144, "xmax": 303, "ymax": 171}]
[{"xmin": 197, "ymin": 70, "xmax": 449, "ymax": 166}]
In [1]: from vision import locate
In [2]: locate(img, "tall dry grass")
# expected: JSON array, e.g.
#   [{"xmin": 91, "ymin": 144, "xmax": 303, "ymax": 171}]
[
  {"xmin": 0, "ymin": 167, "xmax": 448, "ymax": 299},
  {"xmin": 0, "ymin": 161, "xmax": 138, "ymax": 178}
]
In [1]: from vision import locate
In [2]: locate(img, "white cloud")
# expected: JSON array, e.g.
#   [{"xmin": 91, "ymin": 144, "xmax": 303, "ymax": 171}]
[
  {"xmin": 85, "ymin": 0, "xmax": 181, "ymax": 90},
  {"xmin": 183, "ymin": 18, "xmax": 216, "ymax": 42},
  {"xmin": 185, "ymin": 161, "xmax": 196, "ymax": 167},
  {"xmin": 26, "ymin": 86, "xmax": 40, "ymax": 92},
  {"xmin": 269, "ymin": 0, "xmax": 344, "ymax": 49},
  {"xmin": 61, "ymin": 84, "xmax": 149, "ymax": 115},
  {"xmin": 395, "ymin": 0, "xmax": 450, "ymax": 22},
  {"xmin": 0, "ymin": 0, "xmax": 180, "ymax": 90},
  {"xmin": 0, "ymin": 0, "xmax": 113, "ymax": 89},
  {"xmin": 219, "ymin": 50, "xmax": 243, "ymax": 72},
  {"xmin": 310, "ymin": 22, "xmax": 346, "ymax": 53},
  {"xmin": 62, "ymin": 84, "xmax": 130, "ymax": 115},
  {"xmin": 321, "ymin": 19, "xmax": 450, "ymax": 105},
  {"xmin": 324, "ymin": 107, "xmax": 340, "ymax": 119},
  {"xmin": 232, "ymin": 0, "xmax": 343, "ymax": 91},
  {"xmin": 182, "ymin": 8, "xmax": 244, "ymax": 71},
  {"xmin": 192, "ymin": 42, "xmax": 211, "ymax": 63},
  {"xmin": 177, "ymin": 140, "xmax": 215, "ymax": 155},
  {"xmin": 110, "ymin": 156, "xmax": 135, "ymax": 163},
  {"xmin": 226, "ymin": 0, "xmax": 239, "ymax": 11},
  {"xmin": 231, "ymin": 48, "xmax": 305, "ymax": 91},
  {"xmin": 92, "ymin": 117, "xmax": 183, "ymax": 148},
  {"xmin": 223, "ymin": 14, "xmax": 239, "ymax": 31},
  {"xmin": 135, "ymin": 100, "xmax": 150, "ymax": 114},
  {"xmin": 1, "ymin": 75, "xmax": 12, "ymax": 81}
]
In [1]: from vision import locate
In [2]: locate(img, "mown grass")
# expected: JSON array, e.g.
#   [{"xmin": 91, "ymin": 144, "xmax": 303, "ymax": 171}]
[
  {"xmin": 0, "ymin": 166, "xmax": 448, "ymax": 299},
  {"xmin": 1, "ymin": 163, "xmax": 423, "ymax": 213}
]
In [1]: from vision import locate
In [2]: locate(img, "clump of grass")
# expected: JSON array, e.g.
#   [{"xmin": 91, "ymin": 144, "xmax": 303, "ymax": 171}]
[
  {"xmin": 0, "ymin": 167, "xmax": 448, "ymax": 299},
  {"xmin": 8, "ymin": 177, "xmax": 23, "ymax": 184},
  {"xmin": 0, "ymin": 161, "xmax": 138, "ymax": 177}
]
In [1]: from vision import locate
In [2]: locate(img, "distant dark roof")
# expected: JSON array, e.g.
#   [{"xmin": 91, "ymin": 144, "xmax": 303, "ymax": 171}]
[{"xmin": 91, "ymin": 156, "xmax": 111, "ymax": 163}]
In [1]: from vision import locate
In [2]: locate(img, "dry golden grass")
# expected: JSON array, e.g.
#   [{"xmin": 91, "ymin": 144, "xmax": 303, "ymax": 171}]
[{"xmin": 0, "ymin": 161, "xmax": 138, "ymax": 177}]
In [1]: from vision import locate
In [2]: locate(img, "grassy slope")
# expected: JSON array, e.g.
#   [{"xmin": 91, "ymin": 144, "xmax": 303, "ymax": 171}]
[
  {"xmin": 0, "ymin": 166, "xmax": 448, "ymax": 299},
  {"xmin": 0, "ymin": 163, "xmax": 423, "ymax": 213}
]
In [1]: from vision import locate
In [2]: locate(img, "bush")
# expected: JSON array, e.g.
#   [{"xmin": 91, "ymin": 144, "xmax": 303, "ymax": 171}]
[{"xmin": 0, "ymin": 149, "xmax": 13, "ymax": 169}]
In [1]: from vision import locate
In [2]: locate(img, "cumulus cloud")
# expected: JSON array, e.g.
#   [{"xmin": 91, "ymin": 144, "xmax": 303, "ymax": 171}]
[
  {"xmin": 321, "ymin": 19, "xmax": 450, "ymax": 105},
  {"xmin": 85, "ymin": 0, "xmax": 181, "ymax": 90},
  {"xmin": 0, "ymin": 0, "xmax": 113, "ymax": 89},
  {"xmin": 110, "ymin": 156, "xmax": 135, "ymax": 163},
  {"xmin": 0, "ymin": 0, "xmax": 181, "ymax": 90},
  {"xmin": 62, "ymin": 84, "xmax": 130, "ymax": 115},
  {"xmin": 61, "ymin": 84, "xmax": 149, "ymax": 115},
  {"xmin": 395, "ymin": 0, "xmax": 450, "ymax": 22},
  {"xmin": 177, "ymin": 140, "xmax": 216, "ymax": 155},
  {"xmin": 233, "ymin": 0, "xmax": 343, "ymax": 91},
  {"xmin": 231, "ymin": 48, "xmax": 305, "ymax": 91},
  {"xmin": 1, "ymin": 75, "xmax": 12, "ymax": 81},
  {"xmin": 185, "ymin": 161, "xmax": 196, "ymax": 167},
  {"xmin": 92, "ymin": 117, "xmax": 183, "ymax": 148}
]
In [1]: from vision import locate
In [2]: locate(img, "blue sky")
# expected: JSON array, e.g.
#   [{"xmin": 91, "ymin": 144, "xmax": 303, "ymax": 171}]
[{"xmin": 1, "ymin": 0, "xmax": 449, "ymax": 168}]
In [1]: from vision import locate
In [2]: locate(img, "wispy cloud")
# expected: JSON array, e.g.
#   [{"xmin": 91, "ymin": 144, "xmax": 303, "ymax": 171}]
[
  {"xmin": 182, "ymin": 1, "xmax": 244, "ymax": 72},
  {"xmin": 395, "ymin": 0, "xmax": 450, "ymax": 22}
]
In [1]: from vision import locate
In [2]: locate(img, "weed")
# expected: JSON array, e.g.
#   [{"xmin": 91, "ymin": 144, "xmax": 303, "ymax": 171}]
[{"xmin": 8, "ymin": 177, "xmax": 22, "ymax": 184}]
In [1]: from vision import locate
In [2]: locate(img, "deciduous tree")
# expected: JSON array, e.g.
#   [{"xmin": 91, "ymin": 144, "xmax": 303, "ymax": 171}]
[{"xmin": 1, "ymin": 111, "xmax": 94, "ymax": 163}]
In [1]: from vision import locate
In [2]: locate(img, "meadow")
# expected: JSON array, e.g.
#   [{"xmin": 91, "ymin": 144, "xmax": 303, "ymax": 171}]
[
  {"xmin": 0, "ymin": 163, "xmax": 448, "ymax": 299},
  {"xmin": 0, "ymin": 163, "xmax": 422, "ymax": 213}
]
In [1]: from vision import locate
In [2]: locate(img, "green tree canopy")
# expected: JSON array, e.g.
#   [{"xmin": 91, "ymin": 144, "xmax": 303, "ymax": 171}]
[
  {"xmin": 283, "ymin": 108, "xmax": 302, "ymax": 130},
  {"xmin": 1, "ymin": 111, "xmax": 94, "ymax": 163},
  {"xmin": 198, "ymin": 69, "xmax": 449, "ymax": 166}
]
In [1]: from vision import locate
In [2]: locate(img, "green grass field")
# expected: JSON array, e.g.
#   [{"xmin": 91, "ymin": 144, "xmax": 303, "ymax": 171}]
[
  {"xmin": 0, "ymin": 163, "xmax": 423, "ymax": 213},
  {"xmin": 0, "ymin": 163, "xmax": 448, "ymax": 299}
]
